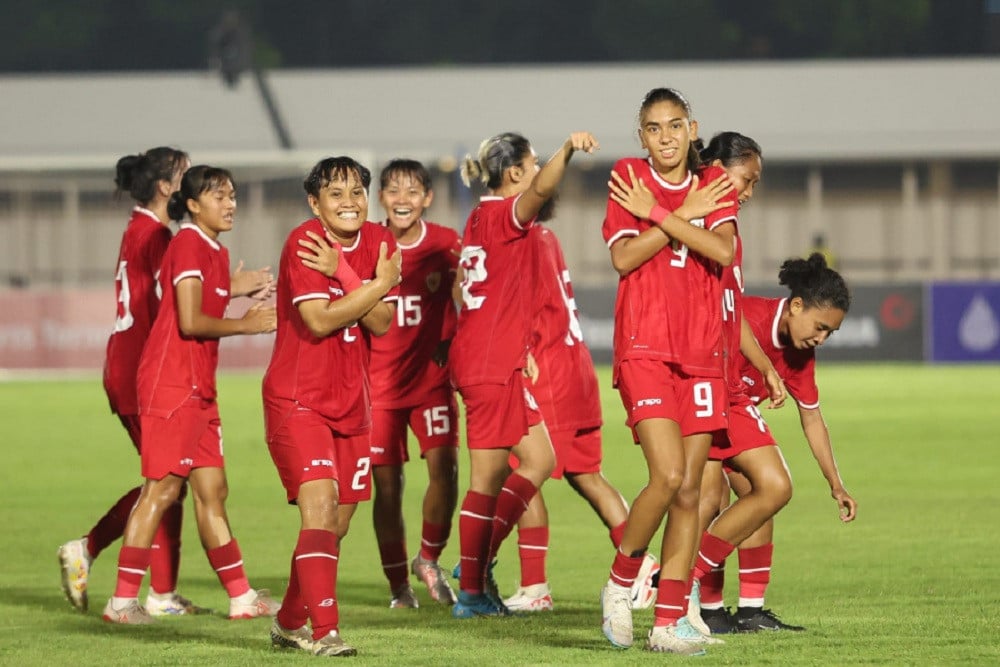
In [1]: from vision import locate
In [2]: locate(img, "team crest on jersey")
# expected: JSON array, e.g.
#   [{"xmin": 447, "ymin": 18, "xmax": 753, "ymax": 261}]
[{"xmin": 425, "ymin": 271, "xmax": 442, "ymax": 293}]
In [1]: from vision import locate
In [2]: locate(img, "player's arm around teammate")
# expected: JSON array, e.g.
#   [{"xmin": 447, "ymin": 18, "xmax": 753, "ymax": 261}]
[{"xmin": 104, "ymin": 166, "xmax": 278, "ymax": 626}]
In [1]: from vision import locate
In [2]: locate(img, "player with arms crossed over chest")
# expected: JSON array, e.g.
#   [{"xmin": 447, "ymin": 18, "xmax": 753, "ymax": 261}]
[
  {"xmin": 103, "ymin": 166, "xmax": 278, "ymax": 625},
  {"xmin": 450, "ymin": 131, "xmax": 599, "ymax": 619},
  {"xmin": 369, "ymin": 159, "xmax": 462, "ymax": 609},
  {"xmin": 695, "ymin": 254, "xmax": 857, "ymax": 633},
  {"xmin": 263, "ymin": 156, "xmax": 401, "ymax": 657},
  {"xmin": 600, "ymin": 87, "xmax": 751, "ymax": 655}
]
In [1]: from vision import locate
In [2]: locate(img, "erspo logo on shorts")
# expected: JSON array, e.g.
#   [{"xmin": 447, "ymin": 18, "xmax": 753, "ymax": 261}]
[
  {"xmin": 179, "ymin": 457, "xmax": 194, "ymax": 466},
  {"xmin": 307, "ymin": 459, "xmax": 334, "ymax": 469},
  {"xmin": 635, "ymin": 398, "xmax": 662, "ymax": 408}
]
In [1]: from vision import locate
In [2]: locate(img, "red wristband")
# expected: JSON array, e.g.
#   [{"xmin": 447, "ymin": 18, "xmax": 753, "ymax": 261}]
[
  {"xmin": 335, "ymin": 261, "xmax": 363, "ymax": 292},
  {"xmin": 649, "ymin": 205, "xmax": 670, "ymax": 225}
]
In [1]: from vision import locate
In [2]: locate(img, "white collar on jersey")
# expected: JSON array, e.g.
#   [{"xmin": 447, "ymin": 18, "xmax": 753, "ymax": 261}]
[
  {"xmin": 179, "ymin": 222, "xmax": 221, "ymax": 251},
  {"xmin": 393, "ymin": 219, "xmax": 427, "ymax": 250},
  {"xmin": 771, "ymin": 297, "xmax": 788, "ymax": 349},
  {"xmin": 644, "ymin": 159, "xmax": 693, "ymax": 191},
  {"xmin": 480, "ymin": 195, "xmax": 503, "ymax": 201},
  {"xmin": 340, "ymin": 225, "xmax": 362, "ymax": 253},
  {"xmin": 133, "ymin": 206, "xmax": 162, "ymax": 223}
]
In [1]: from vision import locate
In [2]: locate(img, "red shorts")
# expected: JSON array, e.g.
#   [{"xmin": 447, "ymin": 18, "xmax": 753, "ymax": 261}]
[
  {"xmin": 140, "ymin": 397, "xmax": 224, "ymax": 480},
  {"xmin": 117, "ymin": 413, "xmax": 142, "ymax": 453},
  {"xmin": 511, "ymin": 425, "xmax": 603, "ymax": 480},
  {"xmin": 460, "ymin": 373, "xmax": 542, "ymax": 449},
  {"xmin": 370, "ymin": 390, "xmax": 459, "ymax": 466},
  {"xmin": 617, "ymin": 359, "xmax": 727, "ymax": 440},
  {"xmin": 265, "ymin": 400, "xmax": 372, "ymax": 505},
  {"xmin": 709, "ymin": 393, "xmax": 777, "ymax": 461}
]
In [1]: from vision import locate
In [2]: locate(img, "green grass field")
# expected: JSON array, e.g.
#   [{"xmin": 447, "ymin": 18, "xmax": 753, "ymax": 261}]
[{"xmin": 2, "ymin": 364, "xmax": 998, "ymax": 665}]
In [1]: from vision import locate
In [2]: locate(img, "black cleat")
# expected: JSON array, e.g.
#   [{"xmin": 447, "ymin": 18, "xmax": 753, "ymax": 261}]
[
  {"xmin": 701, "ymin": 607, "xmax": 737, "ymax": 634},
  {"xmin": 734, "ymin": 606, "xmax": 806, "ymax": 632}
]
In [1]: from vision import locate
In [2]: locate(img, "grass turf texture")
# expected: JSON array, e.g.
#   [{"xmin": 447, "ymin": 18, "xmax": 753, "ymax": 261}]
[{"xmin": 1, "ymin": 364, "xmax": 998, "ymax": 665}]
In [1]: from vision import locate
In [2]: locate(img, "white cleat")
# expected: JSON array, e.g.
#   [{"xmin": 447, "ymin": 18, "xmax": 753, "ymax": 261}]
[
  {"xmin": 270, "ymin": 619, "xmax": 315, "ymax": 652},
  {"xmin": 229, "ymin": 589, "xmax": 281, "ymax": 619},
  {"xmin": 630, "ymin": 553, "xmax": 659, "ymax": 610},
  {"xmin": 102, "ymin": 598, "xmax": 154, "ymax": 625},
  {"xmin": 686, "ymin": 580, "xmax": 715, "ymax": 638},
  {"xmin": 600, "ymin": 580, "xmax": 634, "ymax": 648},
  {"xmin": 504, "ymin": 582, "xmax": 554, "ymax": 612},
  {"xmin": 645, "ymin": 618, "xmax": 711, "ymax": 655},
  {"xmin": 145, "ymin": 591, "xmax": 208, "ymax": 616},
  {"xmin": 58, "ymin": 538, "xmax": 91, "ymax": 613}
]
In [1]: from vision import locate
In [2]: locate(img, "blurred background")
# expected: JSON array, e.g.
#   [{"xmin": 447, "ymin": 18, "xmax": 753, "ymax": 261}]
[{"xmin": 1, "ymin": 0, "xmax": 998, "ymax": 368}]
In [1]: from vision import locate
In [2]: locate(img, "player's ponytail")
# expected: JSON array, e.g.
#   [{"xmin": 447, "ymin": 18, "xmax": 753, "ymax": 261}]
[
  {"xmin": 778, "ymin": 253, "xmax": 851, "ymax": 312},
  {"xmin": 166, "ymin": 191, "xmax": 189, "ymax": 222},
  {"xmin": 460, "ymin": 132, "xmax": 532, "ymax": 190},
  {"xmin": 114, "ymin": 147, "xmax": 188, "ymax": 206}
]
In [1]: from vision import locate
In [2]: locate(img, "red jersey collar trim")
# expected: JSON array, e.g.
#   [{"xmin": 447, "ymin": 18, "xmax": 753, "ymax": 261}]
[
  {"xmin": 772, "ymin": 297, "xmax": 787, "ymax": 349},
  {"xmin": 133, "ymin": 206, "xmax": 162, "ymax": 223},
  {"xmin": 179, "ymin": 222, "xmax": 221, "ymax": 251},
  {"xmin": 645, "ymin": 160, "xmax": 692, "ymax": 191},
  {"xmin": 394, "ymin": 219, "xmax": 427, "ymax": 249}
]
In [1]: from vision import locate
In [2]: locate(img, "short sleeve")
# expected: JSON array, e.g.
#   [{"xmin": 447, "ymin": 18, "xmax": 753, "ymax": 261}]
[
  {"xmin": 602, "ymin": 160, "xmax": 642, "ymax": 247},
  {"xmin": 168, "ymin": 232, "xmax": 207, "ymax": 285},
  {"xmin": 285, "ymin": 228, "xmax": 333, "ymax": 305}
]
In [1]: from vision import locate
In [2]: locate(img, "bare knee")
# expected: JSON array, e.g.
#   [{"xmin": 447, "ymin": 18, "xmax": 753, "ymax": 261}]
[{"xmin": 647, "ymin": 467, "xmax": 684, "ymax": 502}]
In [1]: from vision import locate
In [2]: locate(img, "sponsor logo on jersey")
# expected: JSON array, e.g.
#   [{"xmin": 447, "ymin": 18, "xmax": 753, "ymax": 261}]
[
  {"xmin": 215, "ymin": 287, "xmax": 229, "ymax": 297},
  {"xmin": 426, "ymin": 271, "xmax": 442, "ymax": 293}
]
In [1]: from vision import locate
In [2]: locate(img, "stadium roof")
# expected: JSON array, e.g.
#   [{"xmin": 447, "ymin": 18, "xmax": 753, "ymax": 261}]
[{"xmin": 2, "ymin": 57, "xmax": 999, "ymax": 173}]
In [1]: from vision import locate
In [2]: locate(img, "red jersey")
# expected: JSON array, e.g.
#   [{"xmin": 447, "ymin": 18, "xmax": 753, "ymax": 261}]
[
  {"xmin": 721, "ymin": 232, "xmax": 747, "ymax": 399},
  {"xmin": 528, "ymin": 225, "xmax": 602, "ymax": 432},
  {"xmin": 602, "ymin": 159, "xmax": 737, "ymax": 381},
  {"xmin": 104, "ymin": 207, "xmax": 172, "ymax": 416},
  {"xmin": 740, "ymin": 296, "xmax": 820, "ymax": 409},
  {"xmin": 137, "ymin": 224, "xmax": 231, "ymax": 417},
  {"xmin": 262, "ymin": 219, "xmax": 398, "ymax": 434},
  {"xmin": 451, "ymin": 195, "xmax": 536, "ymax": 387},
  {"xmin": 370, "ymin": 220, "xmax": 460, "ymax": 409}
]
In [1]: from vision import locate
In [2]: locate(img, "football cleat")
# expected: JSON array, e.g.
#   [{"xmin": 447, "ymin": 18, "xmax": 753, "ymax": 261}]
[
  {"xmin": 600, "ymin": 580, "xmax": 633, "ymax": 648},
  {"xmin": 229, "ymin": 589, "xmax": 281, "ymax": 620},
  {"xmin": 102, "ymin": 598, "xmax": 154, "ymax": 625},
  {"xmin": 58, "ymin": 538, "xmax": 91, "ymax": 613},
  {"xmin": 735, "ymin": 606, "xmax": 806, "ymax": 632},
  {"xmin": 504, "ymin": 582, "xmax": 554, "ymax": 612},
  {"xmin": 629, "ymin": 553, "xmax": 659, "ymax": 610},
  {"xmin": 411, "ymin": 555, "xmax": 457, "ymax": 605},
  {"xmin": 312, "ymin": 630, "xmax": 357, "ymax": 657},
  {"xmin": 389, "ymin": 583, "xmax": 419, "ymax": 609},
  {"xmin": 270, "ymin": 619, "xmax": 315, "ymax": 652}
]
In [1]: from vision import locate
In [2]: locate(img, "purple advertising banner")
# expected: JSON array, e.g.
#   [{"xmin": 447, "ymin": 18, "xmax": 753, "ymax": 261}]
[{"xmin": 930, "ymin": 282, "xmax": 1000, "ymax": 362}]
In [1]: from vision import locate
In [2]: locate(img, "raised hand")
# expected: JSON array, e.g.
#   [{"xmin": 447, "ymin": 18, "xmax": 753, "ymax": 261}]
[
  {"xmin": 566, "ymin": 132, "xmax": 600, "ymax": 154},
  {"xmin": 375, "ymin": 241, "xmax": 402, "ymax": 289},
  {"xmin": 231, "ymin": 260, "xmax": 275, "ymax": 299}
]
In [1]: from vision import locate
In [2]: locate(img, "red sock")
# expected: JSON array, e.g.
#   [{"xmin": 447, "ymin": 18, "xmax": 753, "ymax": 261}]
[
  {"xmin": 276, "ymin": 550, "xmax": 308, "ymax": 630},
  {"xmin": 609, "ymin": 521, "xmax": 627, "ymax": 550},
  {"xmin": 700, "ymin": 561, "xmax": 726, "ymax": 608},
  {"xmin": 693, "ymin": 532, "xmax": 736, "ymax": 581},
  {"xmin": 149, "ymin": 499, "xmax": 183, "ymax": 594},
  {"xmin": 206, "ymin": 539, "xmax": 252, "ymax": 598},
  {"xmin": 516, "ymin": 526, "xmax": 548, "ymax": 587},
  {"xmin": 738, "ymin": 543, "xmax": 773, "ymax": 605},
  {"xmin": 653, "ymin": 578, "xmax": 687, "ymax": 627},
  {"xmin": 458, "ymin": 491, "xmax": 496, "ymax": 593},
  {"xmin": 290, "ymin": 529, "xmax": 340, "ymax": 640},
  {"xmin": 608, "ymin": 546, "xmax": 644, "ymax": 588},
  {"xmin": 488, "ymin": 473, "xmax": 538, "ymax": 561},
  {"xmin": 86, "ymin": 486, "xmax": 142, "ymax": 560},
  {"xmin": 420, "ymin": 521, "xmax": 450, "ymax": 562},
  {"xmin": 113, "ymin": 545, "xmax": 151, "ymax": 598},
  {"xmin": 377, "ymin": 540, "xmax": 409, "ymax": 592}
]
